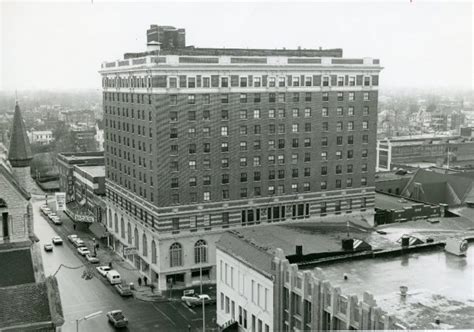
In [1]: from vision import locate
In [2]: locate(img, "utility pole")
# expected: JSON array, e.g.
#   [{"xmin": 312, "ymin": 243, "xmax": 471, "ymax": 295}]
[{"xmin": 201, "ymin": 247, "xmax": 205, "ymax": 332}]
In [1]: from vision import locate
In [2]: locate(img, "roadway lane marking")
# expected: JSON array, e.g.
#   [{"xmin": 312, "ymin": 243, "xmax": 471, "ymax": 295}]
[
  {"xmin": 181, "ymin": 302, "xmax": 197, "ymax": 314},
  {"xmin": 152, "ymin": 304, "xmax": 176, "ymax": 326}
]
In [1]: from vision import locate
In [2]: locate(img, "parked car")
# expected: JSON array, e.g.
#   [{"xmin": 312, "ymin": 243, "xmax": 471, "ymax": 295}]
[
  {"xmin": 50, "ymin": 215, "xmax": 62, "ymax": 225},
  {"xmin": 67, "ymin": 234, "xmax": 78, "ymax": 243},
  {"xmin": 73, "ymin": 239, "xmax": 85, "ymax": 248},
  {"xmin": 115, "ymin": 284, "xmax": 133, "ymax": 297},
  {"xmin": 96, "ymin": 266, "xmax": 111, "ymax": 277},
  {"xmin": 52, "ymin": 236, "xmax": 63, "ymax": 245},
  {"xmin": 77, "ymin": 247, "xmax": 90, "ymax": 256},
  {"xmin": 43, "ymin": 243, "xmax": 53, "ymax": 252},
  {"xmin": 39, "ymin": 204, "xmax": 48, "ymax": 213},
  {"xmin": 85, "ymin": 254, "xmax": 99, "ymax": 264},
  {"xmin": 106, "ymin": 310, "xmax": 128, "ymax": 328},
  {"xmin": 41, "ymin": 207, "xmax": 52, "ymax": 216},
  {"xmin": 181, "ymin": 292, "xmax": 214, "ymax": 307},
  {"xmin": 106, "ymin": 270, "xmax": 122, "ymax": 285}
]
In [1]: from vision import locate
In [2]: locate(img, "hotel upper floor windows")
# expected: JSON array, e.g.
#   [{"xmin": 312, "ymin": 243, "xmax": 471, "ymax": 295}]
[
  {"xmin": 254, "ymin": 93, "xmax": 261, "ymax": 103},
  {"xmin": 363, "ymin": 92, "xmax": 370, "ymax": 101},
  {"xmin": 221, "ymin": 94, "xmax": 229, "ymax": 103},
  {"xmin": 203, "ymin": 110, "xmax": 210, "ymax": 120},
  {"xmin": 348, "ymin": 92, "xmax": 355, "ymax": 101},
  {"xmin": 363, "ymin": 106, "xmax": 370, "ymax": 116},
  {"xmin": 305, "ymin": 76, "xmax": 312, "ymax": 87},
  {"xmin": 362, "ymin": 149, "xmax": 368, "ymax": 158},
  {"xmin": 269, "ymin": 109, "xmax": 275, "ymax": 118},
  {"xmin": 253, "ymin": 109, "xmax": 261, "ymax": 119},
  {"xmin": 292, "ymin": 76, "xmax": 300, "ymax": 86},
  {"xmin": 254, "ymin": 77, "xmax": 261, "ymax": 87},
  {"xmin": 240, "ymin": 77, "xmax": 248, "ymax": 87},
  {"xmin": 322, "ymin": 122, "xmax": 329, "ymax": 131},
  {"xmin": 348, "ymin": 106, "xmax": 354, "ymax": 116},
  {"xmin": 362, "ymin": 163, "xmax": 368, "ymax": 172},
  {"xmin": 170, "ymin": 95, "xmax": 177, "ymax": 105},
  {"xmin": 363, "ymin": 121, "xmax": 369, "ymax": 130},
  {"xmin": 221, "ymin": 142, "xmax": 229, "ymax": 152},
  {"xmin": 188, "ymin": 77, "xmax": 196, "ymax": 88},
  {"xmin": 169, "ymin": 77, "xmax": 178, "ymax": 88},
  {"xmin": 240, "ymin": 110, "xmax": 248, "ymax": 119},
  {"xmin": 292, "ymin": 93, "xmax": 299, "ymax": 102},
  {"xmin": 170, "ymin": 128, "xmax": 178, "ymax": 139},
  {"xmin": 348, "ymin": 121, "xmax": 354, "ymax": 131},
  {"xmin": 337, "ymin": 92, "xmax": 344, "ymax": 101},
  {"xmin": 364, "ymin": 76, "xmax": 371, "ymax": 86},
  {"xmin": 240, "ymin": 94, "xmax": 247, "ymax": 103},
  {"xmin": 322, "ymin": 92, "xmax": 329, "ymax": 102},
  {"xmin": 269, "ymin": 93, "xmax": 276, "ymax": 103},
  {"xmin": 221, "ymin": 77, "xmax": 229, "ymax": 87},
  {"xmin": 268, "ymin": 77, "xmax": 276, "ymax": 87},
  {"xmin": 203, "ymin": 94, "xmax": 210, "ymax": 104},
  {"xmin": 322, "ymin": 107, "xmax": 328, "ymax": 117},
  {"xmin": 278, "ymin": 93, "xmax": 285, "ymax": 103},
  {"xmin": 322, "ymin": 76, "xmax": 330, "ymax": 86},
  {"xmin": 221, "ymin": 126, "xmax": 228, "ymax": 136},
  {"xmin": 188, "ymin": 94, "xmax": 195, "ymax": 104},
  {"xmin": 337, "ymin": 76, "xmax": 344, "ymax": 86},
  {"xmin": 305, "ymin": 92, "xmax": 312, "ymax": 102},
  {"xmin": 203, "ymin": 77, "xmax": 210, "ymax": 88},
  {"xmin": 279, "ymin": 77, "xmax": 286, "ymax": 87},
  {"xmin": 349, "ymin": 76, "xmax": 356, "ymax": 86}
]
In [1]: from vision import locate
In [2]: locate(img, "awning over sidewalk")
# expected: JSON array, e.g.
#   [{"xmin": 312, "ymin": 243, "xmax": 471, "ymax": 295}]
[{"xmin": 89, "ymin": 222, "xmax": 107, "ymax": 239}]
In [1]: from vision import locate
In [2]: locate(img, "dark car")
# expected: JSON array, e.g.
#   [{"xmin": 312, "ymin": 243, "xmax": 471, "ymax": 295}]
[{"xmin": 106, "ymin": 310, "xmax": 128, "ymax": 328}]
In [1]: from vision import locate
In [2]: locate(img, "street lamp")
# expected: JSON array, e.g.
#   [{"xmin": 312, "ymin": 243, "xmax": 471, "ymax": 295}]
[{"xmin": 76, "ymin": 310, "xmax": 102, "ymax": 332}]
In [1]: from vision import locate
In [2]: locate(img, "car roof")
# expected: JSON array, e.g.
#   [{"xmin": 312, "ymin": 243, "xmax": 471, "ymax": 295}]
[{"xmin": 109, "ymin": 310, "xmax": 122, "ymax": 314}]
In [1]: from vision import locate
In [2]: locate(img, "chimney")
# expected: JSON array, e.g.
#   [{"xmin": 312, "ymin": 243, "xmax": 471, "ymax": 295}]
[{"xmin": 295, "ymin": 245, "xmax": 303, "ymax": 256}]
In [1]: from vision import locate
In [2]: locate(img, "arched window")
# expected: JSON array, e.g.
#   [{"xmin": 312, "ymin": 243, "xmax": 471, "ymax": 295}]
[
  {"xmin": 142, "ymin": 234, "xmax": 148, "ymax": 257},
  {"xmin": 127, "ymin": 223, "xmax": 132, "ymax": 244},
  {"xmin": 194, "ymin": 240, "xmax": 208, "ymax": 264},
  {"xmin": 170, "ymin": 242, "xmax": 182, "ymax": 267},
  {"xmin": 120, "ymin": 218, "xmax": 125, "ymax": 239},
  {"xmin": 134, "ymin": 228, "xmax": 139, "ymax": 251},
  {"xmin": 114, "ymin": 213, "xmax": 119, "ymax": 233},
  {"xmin": 151, "ymin": 240, "xmax": 157, "ymax": 264}
]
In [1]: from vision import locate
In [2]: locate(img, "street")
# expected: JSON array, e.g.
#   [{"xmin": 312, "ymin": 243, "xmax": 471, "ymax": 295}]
[{"xmin": 33, "ymin": 198, "xmax": 216, "ymax": 332}]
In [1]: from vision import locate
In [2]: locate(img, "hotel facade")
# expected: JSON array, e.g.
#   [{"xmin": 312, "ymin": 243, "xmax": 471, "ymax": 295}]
[{"xmin": 100, "ymin": 25, "xmax": 382, "ymax": 291}]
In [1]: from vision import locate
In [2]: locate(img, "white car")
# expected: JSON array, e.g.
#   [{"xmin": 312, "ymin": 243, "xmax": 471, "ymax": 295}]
[
  {"xmin": 77, "ymin": 247, "xmax": 90, "ymax": 256},
  {"xmin": 50, "ymin": 215, "xmax": 62, "ymax": 225},
  {"xmin": 96, "ymin": 266, "xmax": 111, "ymax": 277},
  {"xmin": 85, "ymin": 254, "xmax": 99, "ymax": 264},
  {"xmin": 181, "ymin": 293, "xmax": 213, "ymax": 307},
  {"xmin": 74, "ymin": 239, "xmax": 85, "ymax": 248},
  {"xmin": 44, "ymin": 243, "xmax": 53, "ymax": 252},
  {"xmin": 42, "ymin": 207, "xmax": 52, "ymax": 216},
  {"xmin": 67, "ymin": 234, "xmax": 78, "ymax": 243},
  {"xmin": 52, "ymin": 236, "xmax": 63, "ymax": 245}
]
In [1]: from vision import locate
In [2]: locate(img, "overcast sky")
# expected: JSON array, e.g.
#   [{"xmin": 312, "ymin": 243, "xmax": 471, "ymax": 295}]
[{"xmin": 1, "ymin": 1, "xmax": 472, "ymax": 91}]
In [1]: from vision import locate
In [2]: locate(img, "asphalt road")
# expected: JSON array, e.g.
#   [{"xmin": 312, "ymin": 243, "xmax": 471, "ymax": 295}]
[{"xmin": 33, "ymin": 198, "xmax": 216, "ymax": 332}]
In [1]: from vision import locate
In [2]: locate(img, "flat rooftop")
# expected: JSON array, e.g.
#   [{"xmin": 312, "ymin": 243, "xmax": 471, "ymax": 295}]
[
  {"xmin": 316, "ymin": 244, "xmax": 474, "ymax": 329},
  {"xmin": 75, "ymin": 165, "xmax": 105, "ymax": 178},
  {"xmin": 375, "ymin": 192, "xmax": 423, "ymax": 211}
]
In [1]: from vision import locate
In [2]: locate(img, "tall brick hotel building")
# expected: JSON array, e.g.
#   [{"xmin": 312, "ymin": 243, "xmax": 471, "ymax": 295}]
[{"xmin": 100, "ymin": 25, "xmax": 382, "ymax": 290}]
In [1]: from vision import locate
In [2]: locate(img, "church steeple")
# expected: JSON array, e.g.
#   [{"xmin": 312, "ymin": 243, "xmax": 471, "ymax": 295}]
[{"xmin": 8, "ymin": 101, "xmax": 32, "ymax": 167}]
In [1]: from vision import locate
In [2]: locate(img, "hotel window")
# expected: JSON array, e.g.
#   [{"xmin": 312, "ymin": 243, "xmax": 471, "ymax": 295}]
[
  {"xmin": 362, "ymin": 149, "xmax": 368, "ymax": 158},
  {"xmin": 221, "ymin": 110, "xmax": 229, "ymax": 120},
  {"xmin": 336, "ymin": 107, "xmax": 343, "ymax": 116},
  {"xmin": 337, "ymin": 76, "xmax": 344, "ymax": 86},
  {"xmin": 347, "ymin": 164, "xmax": 353, "ymax": 173},
  {"xmin": 269, "ymin": 170, "xmax": 275, "ymax": 179},
  {"xmin": 203, "ymin": 127, "xmax": 210, "ymax": 137},
  {"xmin": 221, "ymin": 142, "xmax": 229, "ymax": 152},
  {"xmin": 240, "ymin": 110, "xmax": 248, "ymax": 119},
  {"xmin": 221, "ymin": 126, "xmax": 228, "ymax": 136},
  {"xmin": 364, "ymin": 76, "xmax": 371, "ymax": 86},
  {"xmin": 240, "ymin": 126, "xmax": 247, "ymax": 135},
  {"xmin": 254, "ymin": 93, "xmax": 261, "ymax": 103},
  {"xmin": 321, "ymin": 151, "xmax": 327, "ymax": 161},
  {"xmin": 278, "ymin": 124, "xmax": 285, "ymax": 134},
  {"xmin": 240, "ymin": 188, "xmax": 247, "ymax": 198},
  {"xmin": 169, "ymin": 77, "xmax": 178, "ymax": 88},
  {"xmin": 335, "ymin": 201, "xmax": 341, "ymax": 212},
  {"xmin": 187, "ymin": 94, "xmax": 195, "ymax": 104},
  {"xmin": 321, "ymin": 181, "xmax": 327, "ymax": 190},
  {"xmin": 292, "ymin": 154, "xmax": 298, "ymax": 164},
  {"xmin": 268, "ymin": 185, "xmax": 275, "ymax": 195},
  {"xmin": 171, "ymin": 178, "xmax": 179, "ymax": 188},
  {"xmin": 336, "ymin": 165, "xmax": 342, "ymax": 174},
  {"xmin": 304, "ymin": 138, "xmax": 311, "ymax": 147},
  {"xmin": 304, "ymin": 152, "xmax": 310, "ymax": 162},
  {"xmin": 337, "ymin": 136, "xmax": 343, "ymax": 145},
  {"xmin": 254, "ymin": 77, "xmax": 261, "ymax": 87},
  {"xmin": 203, "ymin": 143, "xmax": 211, "ymax": 153},
  {"xmin": 363, "ymin": 121, "xmax": 369, "ymax": 130},
  {"xmin": 322, "ymin": 107, "xmax": 328, "ymax": 117},
  {"xmin": 305, "ymin": 76, "xmax": 312, "ymax": 87},
  {"xmin": 347, "ymin": 150, "xmax": 354, "ymax": 159},
  {"xmin": 169, "ymin": 94, "xmax": 177, "ymax": 105},
  {"xmin": 293, "ymin": 76, "xmax": 300, "ymax": 86},
  {"xmin": 363, "ymin": 92, "xmax": 370, "ymax": 101},
  {"xmin": 293, "ymin": 108, "xmax": 300, "ymax": 118},
  {"xmin": 304, "ymin": 108, "xmax": 311, "ymax": 118},
  {"xmin": 240, "ymin": 93, "xmax": 247, "ymax": 103},
  {"xmin": 189, "ymin": 177, "xmax": 197, "ymax": 187},
  {"xmin": 321, "ymin": 166, "xmax": 327, "ymax": 175},
  {"xmin": 363, "ymin": 106, "xmax": 369, "ymax": 116},
  {"xmin": 278, "ymin": 76, "xmax": 286, "ymax": 87},
  {"xmin": 321, "ymin": 137, "xmax": 328, "ymax": 148},
  {"xmin": 277, "ymin": 93, "xmax": 285, "ymax": 103},
  {"xmin": 221, "ymin": 94, "xmax": 229, "ymax": 103},
  {"xmin": 322, "ymin": 122, "xmax": 329, "ymax": 131},
  {"xmin": 189, "ymin": 144, "xmax": 197, "ymax": 154},
  {"xmin": 203, "ymin": 192, "xmax": 210, "ymax": 201},
  {"xmin": 363, "ymin": 134, "xmax": 369, "ymax": 143},
  {"xmin": 254, "ymin": 109, "xmax": 261, "ymax": 119},
  {"xmin": 222, "ymin": 174, "xmax": 229, "ymax": 184},
  {"xmin": 268, "ymin": 109, "xmax": 275, "ymax": 118},
  {"xmin": 292, "ymin": 138, "xmax": 299, "ymax": 148},
  {"xmin": 170, "ymin": 128, "xmax": 178, "ymax": 139},
  {"xmin": 336, "ymin": 151, "xmax": 343, "ymax": 159},
  {"xmin": 254, "ymin": 156, "xmax": 261, "ymax": 166},
  {"xmin": 189, "ymin": 160, "xmax": 196, "ymax": 170},
  {"xmin": 322, "ymin": 92, "xmax": 329, "ymax": 101},
  {"xmin": 202, "ymin": 77, "xmax": 210, "ymax": 87},
  {"xmin": 349, "ymin": 76, "xmax": 356, "ymax": 86},
  {"xmin": 361, "ymin": 177, "xmax": 367, "ymax": 186},
  {"xmin": 254, "ymin": 171, "xmax": 261, "ymax": 181},
  {"xmin": 348, "ymin": 121, "xmax": 354, "ymax": 131},
  {"xmin": 188, "ymin": 77, "xmax": 196, "ymax": 88},
  {"xmin": 347, "ymin": 178, "xmax": 353, "ymax": 188},
  {"xmin": 240, "ymin": 172, "xmax": 247, "ymax": 183},
  {"xmin": 221, "ymin": 77, "xmax": 229, "ymax": 87},
  {"xmin": 278, "ymin": 155, "xmax": 285, "ymax": 165},
  {"xmin": 277, "ymin": 109, "xmax": 285, "ymax": 118},
  {"xmin": 269, "ymin": 93, "xmax": 276, "ymax": 103},
  {"xmin": 188, "ymin": 110, "xmax": 196, "ymax": 121},
  {"xmin": 269, "ymin": 77, "xmax": 276, "ymax": 87},
  {"xmin": 292, "ymin": 124, "xmax": 299, "ymax": 133},
  {"xmin": 240, "ymin": 157, "xmax": 247, "ymax": 167},
  {"xmin": 269, "ymin": 124, "xmax": 275, "ymax": 134},
  {"xmin": 362, "ymin": 163, "xmax": 368, "ymax": 172},
  {"xmin": 292, "ymin": 93, "xmax": 300, "ymax": 102},
  {"xmin": 269, "ymin": 140, "xmax": 275, "ymax": 150},
  {"xmin": 170, "ymin": 111, "xmax": 178, "ymax": 122},
  {"xmin": 336, "ymin": 122, "xmax": 343, "ymax": 132},
  {"xmin": 322, "ymin": 76, "xmax": 330, "ymax": 86},
  {"xmin": 203, "ymin": 94, "xmax": 210, "ymax": 104},
  {"xmin": 337, "ymin": 92, "xmax": 344, "ymax": 101},
  {"xmin": 240, "ymin": 141, "xmax": 247, "ymax": 151},
  {"xmin": 222, "ymin": 158, "xmax": 229, "ymax": 168},
  {"xmin": 277, "ymin": 185, "xmax": 284, "ymax": 195},
  {"xmin": 254, "ymin": 125, "xmax": 261, "ymax": 135},
  {"xmin": 348, "ymin": 92, "xmax": 355, "ymax": 101},
  {"xmin": 348, "ymin": 106, "xmax": 354, "ymax": 116},
  {"xmin": 188, "ymin": 127, "xmax": 196, "ymax": 138}
]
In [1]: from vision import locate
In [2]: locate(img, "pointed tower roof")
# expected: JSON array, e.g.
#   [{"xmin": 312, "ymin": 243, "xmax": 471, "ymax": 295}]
[{"xmin": 8, "ymin": 102, "xmax": 33, "ymax": 167}]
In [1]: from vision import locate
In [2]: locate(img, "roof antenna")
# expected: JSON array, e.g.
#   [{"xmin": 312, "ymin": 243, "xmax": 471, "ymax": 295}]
[
  {"xmin": 15, "ymin": 90, "xmax": 18, "ymax": 104},
  {"xmin": 346, "ymin": 220, "xmax": 350, "ymax": 238}
]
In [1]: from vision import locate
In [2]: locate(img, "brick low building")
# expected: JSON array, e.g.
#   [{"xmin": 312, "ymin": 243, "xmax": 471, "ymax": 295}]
[{"xmin": 100, "ymin": 25, "xmax": 382, "ymax": 290}]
